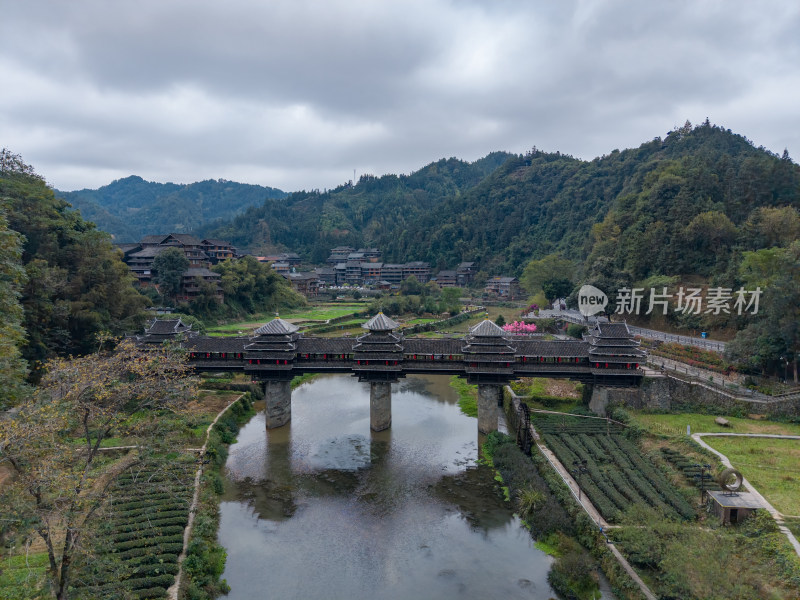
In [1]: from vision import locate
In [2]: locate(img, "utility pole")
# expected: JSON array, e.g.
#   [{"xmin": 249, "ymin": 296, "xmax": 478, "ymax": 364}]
[{"xmin": 694, "ymin": 463, "xmax": 711, "ymax": 505}]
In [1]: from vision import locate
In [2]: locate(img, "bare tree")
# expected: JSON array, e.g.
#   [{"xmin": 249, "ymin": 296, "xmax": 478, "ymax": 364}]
[{"xmin": 0, "ymin": 338, "xmax": 197, "ymax": 599}]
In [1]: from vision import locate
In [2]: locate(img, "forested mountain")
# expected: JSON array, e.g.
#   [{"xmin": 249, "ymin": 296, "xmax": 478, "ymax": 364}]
[
  {"xmin": 57, "ymin": 176, "xmax": 287, "ymax": 242},
  {"xmin": 201, "ymin": 123, "xmax": 799, "ymax": 276},
  {"xmin": 0, "ymin": 154, "xmax": 305, "ymax": 402},
  {"xmin": 0, "ymin": 153, "xmax": 150, "ymax": 392},
  {"xmin": 201, "ymin": 152, "xmax": 513, "ymax": 263}
]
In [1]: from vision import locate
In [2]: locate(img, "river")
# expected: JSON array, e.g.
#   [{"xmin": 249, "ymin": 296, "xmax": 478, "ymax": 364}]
[{"xmin": 217, "ymin": 374, "xmax": 558, "ymax": 599}]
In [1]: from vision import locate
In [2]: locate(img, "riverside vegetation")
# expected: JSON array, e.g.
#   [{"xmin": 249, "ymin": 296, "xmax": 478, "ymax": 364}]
[{"xmin": 493, "ymin": 386, "xmax": 800, "ymax": 599}]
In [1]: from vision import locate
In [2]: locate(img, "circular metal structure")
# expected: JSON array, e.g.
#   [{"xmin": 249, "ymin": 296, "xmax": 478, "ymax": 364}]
[{"xmin": 717, "ymin": 467, "xmax": 744, "ymax": 492}]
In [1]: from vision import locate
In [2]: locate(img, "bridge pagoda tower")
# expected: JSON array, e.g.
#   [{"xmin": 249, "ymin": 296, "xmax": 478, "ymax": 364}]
[
  {"xmin": 462, "ymin": 320, "xmax": 516, "ymax": 434},
  {"xmin": 353, "ymin": 313, "xmax": 404, "ymax": 431},
  {"xmin": 245, "ymin": 318, "xmax": 299, "ymax": 428},
  {"xmin": 585, "ymin": 322, "xmax": 647, "ymax": 415}
]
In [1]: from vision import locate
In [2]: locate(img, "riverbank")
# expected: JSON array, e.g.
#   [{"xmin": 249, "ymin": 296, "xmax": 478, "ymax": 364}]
[{"xmin": 504, "ymin": 388, "xmax": 800, "ymax": 599}]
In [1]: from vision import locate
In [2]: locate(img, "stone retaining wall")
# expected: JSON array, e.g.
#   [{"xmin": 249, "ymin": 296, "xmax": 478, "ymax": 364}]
[{"xmin": 592, "ymin": 375, "xmax": 799, "ymax": 419}]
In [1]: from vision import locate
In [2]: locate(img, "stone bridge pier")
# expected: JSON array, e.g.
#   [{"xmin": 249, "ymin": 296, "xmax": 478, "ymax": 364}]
[
  {"xmin": 369, "ymin": 382, "xmax": 392, "ymax": 432},
  {"xmin": 264, "ymin": 380, "xmax": 292, "ymax": 429},
  {"xmin": 477, "ymin": 384, "xmax": 502, "ymax": 434}
]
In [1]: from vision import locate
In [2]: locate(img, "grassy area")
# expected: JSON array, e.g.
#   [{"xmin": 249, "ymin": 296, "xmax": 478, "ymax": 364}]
[
  {"xmin": 278, "ymin": 303, "xmax": 367, "ymax": 321},
  {"xmin": 702, "ymin": 436, "xmax": 800, "ymax": 516},
  {"xmin": 449, "ymin": 376, "xmax": 477, "ymax": 417},
  {"xmin": 205, "ymin": 302, "xmax": 369, "ymax": 335},
  {"xmin": 511, "ymin": 377, "xmax": 583, "ymax": 412},
  {"xmin": 608, "ymin": 510, "xmax": 800, "ymax": 599},
  {"xmin": 290, "ymin": 373, "xmax": 319, "ymax": 389},
  {"xmin": 400, "ymin": 317, "xmax": 438, "ymax": 326},
  {"xmin": 785, "ymin": 518, "xmax": 800, "ymax": 538},
  {"xmin": 0, "ymin": 552, "xmax": 48, "ymax": 600},
  {"xmin": 629, "ymin": 411, "xmax": 800, "ymax": 437}
]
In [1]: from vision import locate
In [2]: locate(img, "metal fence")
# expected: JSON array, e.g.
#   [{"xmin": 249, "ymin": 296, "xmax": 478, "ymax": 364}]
[{"xmin": 527, "ymin": 309, "xmax": 727, "ymax": 352}]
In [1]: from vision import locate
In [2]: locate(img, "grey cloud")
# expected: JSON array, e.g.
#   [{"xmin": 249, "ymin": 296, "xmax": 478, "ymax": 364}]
[{"xmin": 1, "ymin": 0, "xmax": 798, "ymax": 191}]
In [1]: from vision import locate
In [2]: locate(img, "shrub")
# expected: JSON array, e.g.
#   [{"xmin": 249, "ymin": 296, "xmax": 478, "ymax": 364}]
[
  {"xmin": 566, "ymin": 323, "xmax": 586, "ymax": 339},
  {"xmin": 547, "ymin": 535, "xmax": 599, "ymax": 600}
]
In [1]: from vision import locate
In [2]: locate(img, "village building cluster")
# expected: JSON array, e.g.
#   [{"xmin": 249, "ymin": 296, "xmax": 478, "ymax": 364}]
[
  {"xmin": 116, "ymin": 234, "xmax": 233, "ymax": 302},
  {"xmin": 117, "ymin": 236, "xmax": 520, "ymax": 301}
]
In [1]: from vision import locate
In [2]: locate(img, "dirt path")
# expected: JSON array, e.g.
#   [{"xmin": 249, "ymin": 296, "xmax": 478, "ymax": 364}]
[
  {"xmin": 167, "ymin": 394, "xmax": 243, "ymax": 600},
  {"xmin": 506, "ymin": 386, "xmax": 658, "ymax": 600},
  {"xmin": 693, "ymin": 433, "xmax": 800, "ymax": 558}
]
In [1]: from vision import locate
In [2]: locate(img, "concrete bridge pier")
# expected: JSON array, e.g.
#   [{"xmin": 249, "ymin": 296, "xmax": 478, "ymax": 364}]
[
  {"xmin": 264, "ymin": 380, "xmax": 292, "ymax": 429},
  {"xmin": 477, "ymin": 384, "xmax": 501, "ymax": 434},
  {"xmin": 370, "ymin": 382, "xmax": 392, "ymax": 432}
]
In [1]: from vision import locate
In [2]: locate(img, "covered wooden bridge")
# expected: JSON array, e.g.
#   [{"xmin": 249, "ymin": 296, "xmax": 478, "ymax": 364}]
[{"xmin": 139, "ymin": 315, "xmax": 646, "ymax": 434}]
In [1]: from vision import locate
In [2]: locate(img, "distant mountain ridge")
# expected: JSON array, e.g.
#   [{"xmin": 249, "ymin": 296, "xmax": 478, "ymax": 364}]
[
  {"xmin": 56, "ymin": 128, "xmax": 800, "ymax": 283},
  {"xmin": 200, "ymin": 124, "xmax": 799, "ymax": 276},
  {"xmin": 56, "ymin": 176, "xmax": 287, "ymax": 242},
  {"xmin": 200, "ymin": 151, "xmax": 514, "ymax": 263}
]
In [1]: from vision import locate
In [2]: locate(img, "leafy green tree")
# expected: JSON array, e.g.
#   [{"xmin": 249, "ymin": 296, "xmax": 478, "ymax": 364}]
[
  {"xmin": 495, "ymin": 314, "xmax": 506, "ymax": 327},
  {"xmin": 738, "ymin": 248, "xmax": 784, "ymax": 289},
  {"xmin": 744, "ymin": 206, "xmax": 800, "ymax": 248},
  {"xmin": 189, "ymin": 276, "xmax": 223, "ymax": 315},
  {"xmin": 520, "ymin": 255, "xmax": 575, "ymax": 296},
  {"xmin": 211, "ymin": 255, "xmax": 304, "ymax": 316},
  {"xmin": 0, "ymin": 203, "xmax": 29, "ymax": 406},
  {"xmin": 727, "ymin": 242, "xmax": 800, "ymax": 380},
  {"xmin": 438, "ymin": 287, "xmax": 463, "ymax": 314},
  {"xmin": 153, "ymin": 247, "xmax": 189, "ymax": 302},
  {"xmin": 541, "ymin": 277, "xmax": 573, "ymax": 303},
  {"xmin": 400, "ymin": 275, "xmax": 423, "ymax": 296},
  {"xmin": 0, "ymin": 155, "xmax": 148, "ymax": 370},
  {"xmin": 566, "ymin": 323, "xmax": 586, "ymax": 339}
]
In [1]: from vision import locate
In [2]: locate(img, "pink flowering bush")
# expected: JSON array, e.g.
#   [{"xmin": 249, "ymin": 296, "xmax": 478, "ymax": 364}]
[{"xmin": 502, "ymin": 321, "xmax": 538, "ymax": 333}]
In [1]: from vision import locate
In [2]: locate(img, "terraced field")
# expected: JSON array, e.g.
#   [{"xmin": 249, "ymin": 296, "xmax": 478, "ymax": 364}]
[
  {"xmin": 535, "ymin": 414, "xmax": 696, "ymax": 523},
  {"xmin": 660, "ymin": 447, "xmax": 721, "ymax": 492},
  {"xmin": 71, "ymin": 460, "xmax": 195, "ymax": 600}
]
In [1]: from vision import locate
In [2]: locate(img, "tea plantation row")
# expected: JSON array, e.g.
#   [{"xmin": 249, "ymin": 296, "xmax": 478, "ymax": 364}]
[
  {"xmin": 543, "ymin": 432, "xmax": 696, "ymax": 523},
  {"xmin": 70, "ymin": 460, "xmax": 195, "ymax": 600}
]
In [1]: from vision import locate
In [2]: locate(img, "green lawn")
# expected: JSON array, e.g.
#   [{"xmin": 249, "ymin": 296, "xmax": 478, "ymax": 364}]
[
  {"xmin": 785, "ymin": 518, "xmax": 800, "ymax": 538},
  {"xmin": 278, "ymin": 303, "xmax": 367, "ymax": 321},
  {"xmin": 206, "ymin": 303, "xmax": 369, "ymax": 335},
  {"xmin": 401, "ymin": 317, "xmax": 438, "ymax": 326},
  {"xmin": 630, "ymin": 411, "xmax": 800, "ymax": 437},
  {"xmin": 0, "ymin": 552, "xmax": 49, "ymax": 599},
  {"xmin": 702, "ymin": 436, "xmax": 800, "ymax": 516}
]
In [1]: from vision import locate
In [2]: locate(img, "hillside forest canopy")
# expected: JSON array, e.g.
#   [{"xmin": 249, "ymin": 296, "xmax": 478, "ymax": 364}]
[
  {"xmin": 2, "ymin": 119, "xmax": 800, "ymax": 385},
  {"xmin": 0, "ymin": 150, "xmax": 303, "ymax": 400}
]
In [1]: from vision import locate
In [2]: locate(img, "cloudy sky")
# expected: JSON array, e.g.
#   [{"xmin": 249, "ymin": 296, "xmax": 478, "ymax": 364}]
[{"xmin": 1, "ymin": 1, "xmax": 798, "ymax": 192}]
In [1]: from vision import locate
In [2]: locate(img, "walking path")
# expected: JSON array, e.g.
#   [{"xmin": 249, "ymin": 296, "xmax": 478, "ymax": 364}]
[
  {"xmin": 506, "ymin": 387, "xmax": 658, "ymax": 600},
  {"xmin": 167, "ymin": 394, "xmax": 243, "ymax": 600},
  {"xmin": 528, "ymin": 308, "xmax": 727, "ymax": 352},
  {"xmin": 692, "ymin": 433, "xmax": 800, "ymax": 558},
  {"xmin": 648, "ymin": 357, "xmax": 800, "ymax": 403}
]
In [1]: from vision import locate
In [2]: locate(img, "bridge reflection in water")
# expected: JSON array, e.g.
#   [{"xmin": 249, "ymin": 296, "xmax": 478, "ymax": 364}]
[{"xmin": 140, "ymin": 314, "xmax": 646, "ymax": 434}]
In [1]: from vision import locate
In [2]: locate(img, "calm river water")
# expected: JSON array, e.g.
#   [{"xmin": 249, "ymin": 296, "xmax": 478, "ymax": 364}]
[{"xmin": 217, "ymin": 374, "xmax": 558, "ymax": 599}]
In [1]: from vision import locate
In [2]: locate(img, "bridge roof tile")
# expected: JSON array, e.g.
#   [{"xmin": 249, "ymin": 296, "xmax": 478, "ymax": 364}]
[
  {"xmin": 468, "ymin": 319, "xmax": 509, "ymax": 337},
  {"xmin": 363, "ymin": 312, "xmax": 400, "ymax": 331},
  {"xmin": 254, "ymin": 318, "xmax": 299, "ymax": 335}
]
